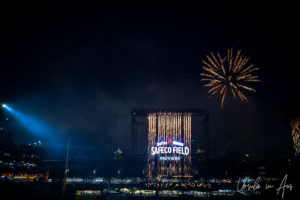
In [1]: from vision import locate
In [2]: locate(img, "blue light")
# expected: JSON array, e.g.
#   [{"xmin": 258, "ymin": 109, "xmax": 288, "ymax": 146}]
[
  {"xmin": 3, "ymin": 105, "xmax": 58, "ymax": 138},
  {"xmin": 156, "ymin": 141, "xmax": 167, "ymax": 146},
  {"xmin": 159, "ymin": 156, "xmax": 181, "ymax": 161},
  {"xmin": 2, "ymin": 104, "xmax": 12, "ymax": 111},
  {"xmin": 173, "ymin": 141, "xmax": 184, "ymax": 146}
]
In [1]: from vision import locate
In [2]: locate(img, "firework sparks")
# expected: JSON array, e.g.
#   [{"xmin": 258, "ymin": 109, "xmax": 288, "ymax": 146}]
[
  {"xmin": 291, "ymin": 117, "xmax": 300, "ymax": 156},
  {"xmin": 200, "ymin": 49, "xmax": 260, "ymax": 108},
  {"xmin": 147, "ymin": 112, "xmax": 191, "ymax": 179}
]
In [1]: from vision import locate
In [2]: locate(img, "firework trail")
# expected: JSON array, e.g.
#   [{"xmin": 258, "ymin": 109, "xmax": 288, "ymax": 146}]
[{"xmin": 200, "ymin": 49, "xmax": 260, "ymax": 108}]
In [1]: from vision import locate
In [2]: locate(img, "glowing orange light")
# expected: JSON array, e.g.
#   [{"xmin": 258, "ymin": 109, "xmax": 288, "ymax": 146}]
[{"xmin": 200, "ymin": 49, "xmax": 260, "ymax": 108}]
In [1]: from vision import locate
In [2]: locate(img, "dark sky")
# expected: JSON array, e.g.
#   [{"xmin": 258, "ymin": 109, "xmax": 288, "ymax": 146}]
[{"xmin": 1, "ymin": 2, "xmax": 299, "ymax": 159}]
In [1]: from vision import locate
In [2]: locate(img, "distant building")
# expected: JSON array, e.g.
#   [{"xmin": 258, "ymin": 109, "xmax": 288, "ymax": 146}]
[{"xmin": 114, "ymin": 147, "xmax": 123, "ymax": 160}]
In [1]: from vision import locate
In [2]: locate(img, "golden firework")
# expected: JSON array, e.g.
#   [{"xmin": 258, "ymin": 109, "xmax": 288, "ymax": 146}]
[
  {"xmin": 147, "ymin": 112, "xmax": 192, "ymax": 179},
  {"xmin": 291, "ymin": 117, "xmax": 300, "ymax": 155},
  {"xmin": 200, "ymin": 49, "xmax": 260, "ymax": 108}
]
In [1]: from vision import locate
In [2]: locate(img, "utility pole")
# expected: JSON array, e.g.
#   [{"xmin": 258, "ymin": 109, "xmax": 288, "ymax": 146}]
[{"xmin": 62, "ymin": 137, "xmax": 70, "ymax": 199}]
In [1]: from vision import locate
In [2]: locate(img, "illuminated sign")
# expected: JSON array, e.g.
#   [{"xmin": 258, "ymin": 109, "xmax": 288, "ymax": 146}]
[
  {"xmin": 150, "ymin": 140, "xmax": 190, "ymax": 156},
  {"xmin": 159, "ymin": 156, "xmax": 181, "ymax": 161}
]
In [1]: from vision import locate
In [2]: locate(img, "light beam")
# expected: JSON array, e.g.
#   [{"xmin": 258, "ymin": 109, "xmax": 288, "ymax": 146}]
[{"xmin": 3, "ymin": 104, "xmax": 58, "ymax": 139}]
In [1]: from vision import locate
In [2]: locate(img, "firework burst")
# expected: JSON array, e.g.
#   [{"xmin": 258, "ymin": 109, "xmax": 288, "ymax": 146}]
[{"xmin": 200, "ymin": 49, "xmax": 260, "ymax": 108}]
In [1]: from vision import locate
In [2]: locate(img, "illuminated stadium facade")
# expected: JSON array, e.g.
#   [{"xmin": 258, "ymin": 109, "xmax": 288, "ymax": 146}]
[{"xmin": 131, "ymin": 109, "xmax": 209, "ymax": 179}]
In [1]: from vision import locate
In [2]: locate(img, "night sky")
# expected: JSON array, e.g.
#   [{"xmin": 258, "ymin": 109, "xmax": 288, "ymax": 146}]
[{"xmin": 1, "ymin": 2, "xmax": 299, "ymax": 159}]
